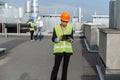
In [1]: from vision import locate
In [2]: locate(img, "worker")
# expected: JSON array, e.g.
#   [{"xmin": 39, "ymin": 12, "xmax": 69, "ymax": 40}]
[
  {"xmin": 27, "ymin": 18, "xmax": 35, "ymax": 41},
  {"xmin": 35, "ymin": 17, "xmax": 43, "ymax": 40},
  {"xmin": 50, "ymin": 12, "xmax": 73, "ymax": 80}
]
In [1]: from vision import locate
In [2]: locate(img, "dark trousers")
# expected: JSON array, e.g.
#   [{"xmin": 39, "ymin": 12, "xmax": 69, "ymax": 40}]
[
  {"xmin": 50, "ymin": 53, "xmax": 71, "ymax": 80},
  {"xmin": 30, "ymin": 31, "xmax": 34, "ymax": 40}
]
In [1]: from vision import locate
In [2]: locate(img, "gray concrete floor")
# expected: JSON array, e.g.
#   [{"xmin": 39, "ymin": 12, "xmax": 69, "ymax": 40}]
[{"xmin": 0, "ymin": 37, "xmax": 99, "ymax": 80}]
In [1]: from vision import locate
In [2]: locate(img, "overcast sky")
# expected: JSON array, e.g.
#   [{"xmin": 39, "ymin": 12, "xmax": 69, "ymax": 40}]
[{"xmin": 3, "ymin": 0, "xmax": 110, "ymax": 21}]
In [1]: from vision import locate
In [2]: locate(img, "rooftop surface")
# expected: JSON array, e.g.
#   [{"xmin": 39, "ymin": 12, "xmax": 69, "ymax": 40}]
[{"xmin": 0, "ymin": 36, "xmax": 99, "ymax": 80}]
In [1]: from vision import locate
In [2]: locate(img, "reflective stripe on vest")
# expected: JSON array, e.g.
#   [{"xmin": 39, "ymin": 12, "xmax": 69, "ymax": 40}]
[
  {"xmin": 53, "ymin": 24, "xmax": 73, "ymax": 53},
  {"xmin": 29, "ymin": 22, "xmax": 35, "ymax": 31}
]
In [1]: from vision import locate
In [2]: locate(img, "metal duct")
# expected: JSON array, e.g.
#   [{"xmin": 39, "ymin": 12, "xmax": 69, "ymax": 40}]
[
  {"xmin": 109, "ymin": 0, "xmax": 116, "ymax": 28},
  {"xmin": 116, "ymin": 0, "xmax": 120, "ymax": 29}
]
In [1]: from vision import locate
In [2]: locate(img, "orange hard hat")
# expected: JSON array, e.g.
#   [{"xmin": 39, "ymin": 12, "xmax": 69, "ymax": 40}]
[{"xmin": 60, "ymin": 12, "xmax": 70, "ymax": 22}]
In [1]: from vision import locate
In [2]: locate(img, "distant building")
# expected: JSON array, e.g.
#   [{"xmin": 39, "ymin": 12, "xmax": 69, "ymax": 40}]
[
  {"xmin": 72, "ymin": 16, "xmax": 78, "ymax": 23},
  {"xmin": 0, "ymin": 1, "xmax": 5, "ymax": 7},
  {"xmin": 92, "ymin": 15, "xmax": 109, "ymax": 25}
]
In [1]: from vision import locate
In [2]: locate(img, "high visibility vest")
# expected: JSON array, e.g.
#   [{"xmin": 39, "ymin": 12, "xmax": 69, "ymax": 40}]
[
  {"xmin": 29, "ymin": 22, "xmax": 35, "ymax": 31},
  {"xmin": 53, "ymin": 24, "xmax": 73, "ymax": 53}
]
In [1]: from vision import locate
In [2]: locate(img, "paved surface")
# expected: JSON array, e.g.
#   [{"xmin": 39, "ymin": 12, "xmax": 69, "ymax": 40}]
[{"xmin": 0, "ymin": 37, "xmax": 99, "ymax": 80}]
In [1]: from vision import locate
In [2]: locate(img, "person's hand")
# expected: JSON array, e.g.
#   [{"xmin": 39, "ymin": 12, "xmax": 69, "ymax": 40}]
[
  {"xmin": 67, "ymin": 37, "xmax": 71, "ymax": 41},
  {"xmin": 68, "ymin": 36, "xmax": 72, "ymax": 39},
  {"xmin": 59, "ymin": 35, "xmax": 63, "ymax": 41},
  {"xmin": 67, "ymin": 37, "xmax": 73, "ymax": 43}
]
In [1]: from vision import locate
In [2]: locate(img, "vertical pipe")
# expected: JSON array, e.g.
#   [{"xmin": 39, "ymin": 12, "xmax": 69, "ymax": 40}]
[
  {"xmin": 5, "ymin": 3, "xmax": 8, "ymax": 8},
  {"xmin": 5, "ymin": 28, "xmax": 7, "ymax": 38},
  {"xmin": 2, "ymin": 23, "xmax": 5, "ymax": 33},
  {"xmin": 78, "ymin": 8, "xmax": 82, "ymax": 22},
  {"xmin": 17, "ymin": 23, "xmax": 20, "ymax": 33}
]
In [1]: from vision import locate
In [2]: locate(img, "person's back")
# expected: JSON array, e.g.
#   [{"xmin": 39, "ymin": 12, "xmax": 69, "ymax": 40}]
[
  {"xmin": 28, "ymin": 18, "xmax": 35, "ymax": 41},
  {"xmin": 35, "ymin": 17, "xmax": 43, "ymax": 40}
]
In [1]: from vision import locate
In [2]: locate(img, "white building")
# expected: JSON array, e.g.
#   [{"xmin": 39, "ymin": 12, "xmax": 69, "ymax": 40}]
[{"xmin": 92, "ymin": 15, "xmax": 109, "ymax": 25}]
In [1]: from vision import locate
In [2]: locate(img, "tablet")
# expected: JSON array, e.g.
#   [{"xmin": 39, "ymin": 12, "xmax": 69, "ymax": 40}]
[{"xmin": 62, "ymin": 34, "xmax": 72, "ymax": 41}]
